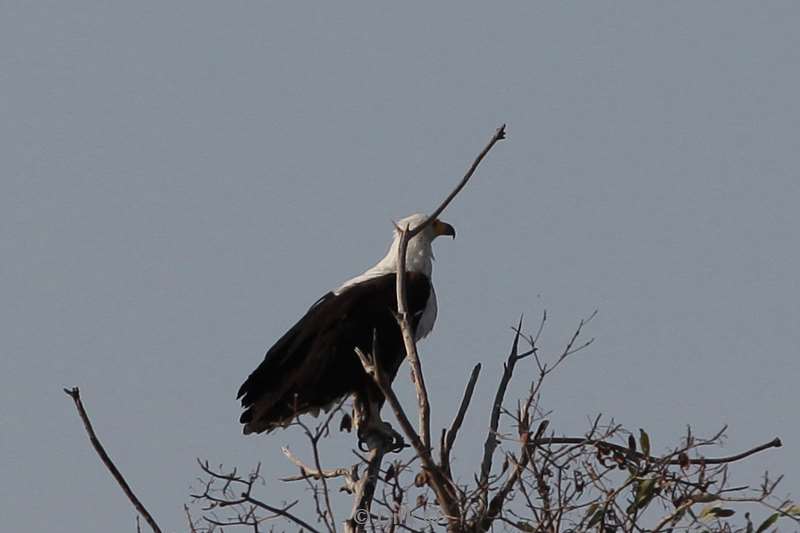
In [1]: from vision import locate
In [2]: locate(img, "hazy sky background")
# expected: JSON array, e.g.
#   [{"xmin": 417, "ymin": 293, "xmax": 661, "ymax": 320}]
[{"xmin": 2, "ymin": 3, "xmax": 799, "ymax": 531}]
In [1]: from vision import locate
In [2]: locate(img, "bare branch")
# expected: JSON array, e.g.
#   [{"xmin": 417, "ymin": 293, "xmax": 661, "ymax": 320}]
[
  {"xmin": 193, "ymin": 459, "xmax": 321, "ymax": 533},
  {"xmin": 281, "ymin": 446, "xmax": 356, "ymax": 492},
  {"xmin": 411, "ymin": 124, "xmax": 507, "ymax": 238},
  {"xmin": 354, "ymin": 347, "xmax": 427, "ymax": 461},
  {"xmin": 345, "ymin": 445, "xmax": 387, "ymax": 533},
  {"xmin": 183, "ymin": 504, "xmax": 198, "ymax": 533},
  {"xmin": 355, "ymin": 344, "xmax": 461, "ymax": 529},
  {"xmin": 441, "ymin": 363, "xmax": 482, "ymax": 477},
  {"xmin": 352, "ymin": 343, "xmax": 431, "ymax": 529},
  {"xmin": 527, "ymin": 435, "xmax": 782, "ymax": 467},
  {"xmin": 392, "ymin": 124, "xmax": 507, "ymax": 449},
  {"xmin": 310, "ymin": 433, "xmax": 337, "ymax": 532},
  {"xmin": 246, "ymin": 495, "xmax": 322, "ymax": 533},
  {"xmin": 63, "ymin": 387, "xmax": 163, "ymax": 533},
  {"xmin": 478, "ymin": 317, "xmax": 525, "ymax": 504},
  {"xmin": 382, "ymin": 124, "xmax": 506, "ymax": 530},
  {"xmin": 393, "ymin": 224, "xmax": 433, "ymax": 451}
]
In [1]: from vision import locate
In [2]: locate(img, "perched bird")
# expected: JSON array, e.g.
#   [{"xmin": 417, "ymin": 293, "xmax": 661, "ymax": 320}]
[{"xmin": 237, "ymin": 214, "xmax": 455, "ymax": 449}]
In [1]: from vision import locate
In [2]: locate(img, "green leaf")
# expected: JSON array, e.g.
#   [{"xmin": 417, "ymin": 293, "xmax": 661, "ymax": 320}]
[
  {"xmin": 700, "ymin": 506, "xmax": 735, "ymax": 520},
  {"xmin": 692, "ymin": 493, "xmax": 719, "ymax": 503},
  {"xmin": 635, "ymin": 477, "xmax": 657, "ymax": 507},
  {"xmin": 587, "ymin": 508, "xmax": 604, "ymax": 529},
  {"xmin": 756, "ymin": 513, "xmax": 780, "ymax": 533},
  {"xmin": 628, "ymin": 478, "xmax": 658, "ymax": 515},
  {"xmin": 639, "ymin": 429, "xmax": 651, "ymax": 457}
]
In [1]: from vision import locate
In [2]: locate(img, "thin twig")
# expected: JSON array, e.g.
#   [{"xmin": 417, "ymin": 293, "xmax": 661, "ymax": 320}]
[
  {"xmin": 246, "ymin": 495, "xmax": 322, "ymax": 533},
  {"xmin": 63, "ymin": 387, "xmax": 163, "ymax": 533},
  {"xmin": 183, "ymin": 504, "xmax": 198, "ymax": 533},
  {"xmin": 478, "ymin": 317, "xmax": 524, "ymax": 506},
  {"xmin": 474, "ymin": 422, "xmax": 540, "ymax": 532},
  {"xmin": 527, "ymin": 436, "xmax": 782, "ymax": 466},
  {"xmin": 441, "ymin": 363, "xmax": 482, "ymax": 477},
  {"xmin": 309, "ymin": 433, "xmax": 337, "ymax": 532},
  {"xmin": 410, "ymin": 124, "xmax": 507, "ymax": 238},
  {"xmin": 281, "ymin": 447, "xmax": 355, "ymax": 490},
  {"xmin": 194, "ymin": 459, "xmax": 321, "ymax": 533}
]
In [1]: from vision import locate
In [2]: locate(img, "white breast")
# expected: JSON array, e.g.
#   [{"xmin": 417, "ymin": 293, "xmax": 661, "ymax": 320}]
[{"xmin": 415, "ymin": 286, "xmax": 438, "ymax": 341}]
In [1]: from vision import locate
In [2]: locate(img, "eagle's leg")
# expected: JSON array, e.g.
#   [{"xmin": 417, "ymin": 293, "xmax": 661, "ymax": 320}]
[{"xmin": 353, "ymin": 388, "xmax": 405, "ymax": 453}]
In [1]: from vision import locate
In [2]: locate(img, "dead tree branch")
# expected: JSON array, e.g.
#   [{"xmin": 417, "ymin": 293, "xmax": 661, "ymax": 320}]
[
  {"xmin": 413, "ymin": 124, "xmax": 507, "ymax": 235},
  {"xmin": 478, "ymin": 316, "xmax": 528, "ymax": 505},
  {"xmin": 281, "ymin": 446, "xmax": 356, "ymax": 491},
  {"xmin": 527, "ymin": 435, "xmax": 782, "ymax": 467},
  {"xmin": 353, "ymin": 345, "xmax": 453, "ymax": 514},
  {"xmin": 391, "ymin": 125, "xmax": 507, "ymax": 528},
  {"xmin": 441, "ymin": 363, "xmax": 482, "ymax": 477},
  {"xmin": 394, "ymin": 124, "xmax": 506, "ymax": 452},
  {"xmin": 192, "ymin": 459, "xmax": 322, "ymax": 533},
  {"xmin": 345, "ymin": 445, "xmax": 387, "ymax": 533},
  {"xmin": 63, "ymin": 387, "xmax": 163, "ymax": 533}
]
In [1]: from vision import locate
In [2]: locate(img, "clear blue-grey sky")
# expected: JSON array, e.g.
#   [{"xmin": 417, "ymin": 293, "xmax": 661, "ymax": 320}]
[{"xmin": 2, "ymin": 3, "xmax": 799, "ymax": 531}]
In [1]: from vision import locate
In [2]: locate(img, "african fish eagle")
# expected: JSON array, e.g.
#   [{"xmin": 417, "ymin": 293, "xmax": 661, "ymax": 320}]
[{"xmin": 237, "ymin": 213, "xmax": 455, "ymax": 449}]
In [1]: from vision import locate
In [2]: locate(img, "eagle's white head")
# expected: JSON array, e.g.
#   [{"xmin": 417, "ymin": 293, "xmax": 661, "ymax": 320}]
[
  {"xmin": 385, "ymin": 213, "xmax": 456, "ymax": 277},
  {"xmin": 334, "ymin": 213, "xmax": 455, "ymax": 293}
]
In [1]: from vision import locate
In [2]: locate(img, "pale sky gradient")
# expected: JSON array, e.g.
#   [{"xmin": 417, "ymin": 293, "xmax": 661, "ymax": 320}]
[{"xmin": 2, "ymin": 3, "xmax": 799, "ymax": 531}]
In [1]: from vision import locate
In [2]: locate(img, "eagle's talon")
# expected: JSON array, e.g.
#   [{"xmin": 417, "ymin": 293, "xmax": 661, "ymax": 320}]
[
  {"xmin": 357, "ymin": 428, "xmax": 383, "ymax": 452},
  {"xmin": 383, "ymin": 424, "xmax": 406, "ymax": 453},
  {"xmin": 358, "ymin": 422, "xmax": 405, "ymax": 453},
  {"xmin": 389, "ymin": 432, "xmax": 406, "ymax": 453}
]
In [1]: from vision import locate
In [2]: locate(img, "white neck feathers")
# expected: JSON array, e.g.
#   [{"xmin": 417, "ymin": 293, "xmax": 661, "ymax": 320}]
[{"xmin": 334, "ymin": 230, "xmax": 434, "ymax": 294}]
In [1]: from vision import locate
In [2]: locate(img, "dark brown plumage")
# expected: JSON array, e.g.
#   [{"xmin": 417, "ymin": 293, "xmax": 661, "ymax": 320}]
[{"xmin": 237, "ymin": 271, "xmax": 432, "ymax": 434}]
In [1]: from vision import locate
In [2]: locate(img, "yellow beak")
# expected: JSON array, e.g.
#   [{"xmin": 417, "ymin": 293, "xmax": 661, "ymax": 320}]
[{"xmin": 432, "ymin": 219, "xmax": 456, "ymax": 239}]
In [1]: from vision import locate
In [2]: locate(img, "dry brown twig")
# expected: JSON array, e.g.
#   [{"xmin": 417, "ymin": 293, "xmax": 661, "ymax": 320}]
[
  {"xmin": 281, "ymin": 446, "xmax": 356, "ymax": 491},
  {"xmin": 63, "ymin": 387, "xmax": 163, "ymax": 533},
  {"xmin": 183, "ymin": 504, "xmax": 199, "ymax": 533},
  {"xmin": 291, "ymin": 402, "xmax": 349, "ymax": 533},
  {"xmin": 441, "ymin": 363, "xmax": 482, "ymax": 478},
  {"xmin": 191, "ymin": 459, "xmax": 321, "ymax": 533},
  {"xmin": 477, "ymin": 316, "xmax": 537, "ymax": 510}
]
